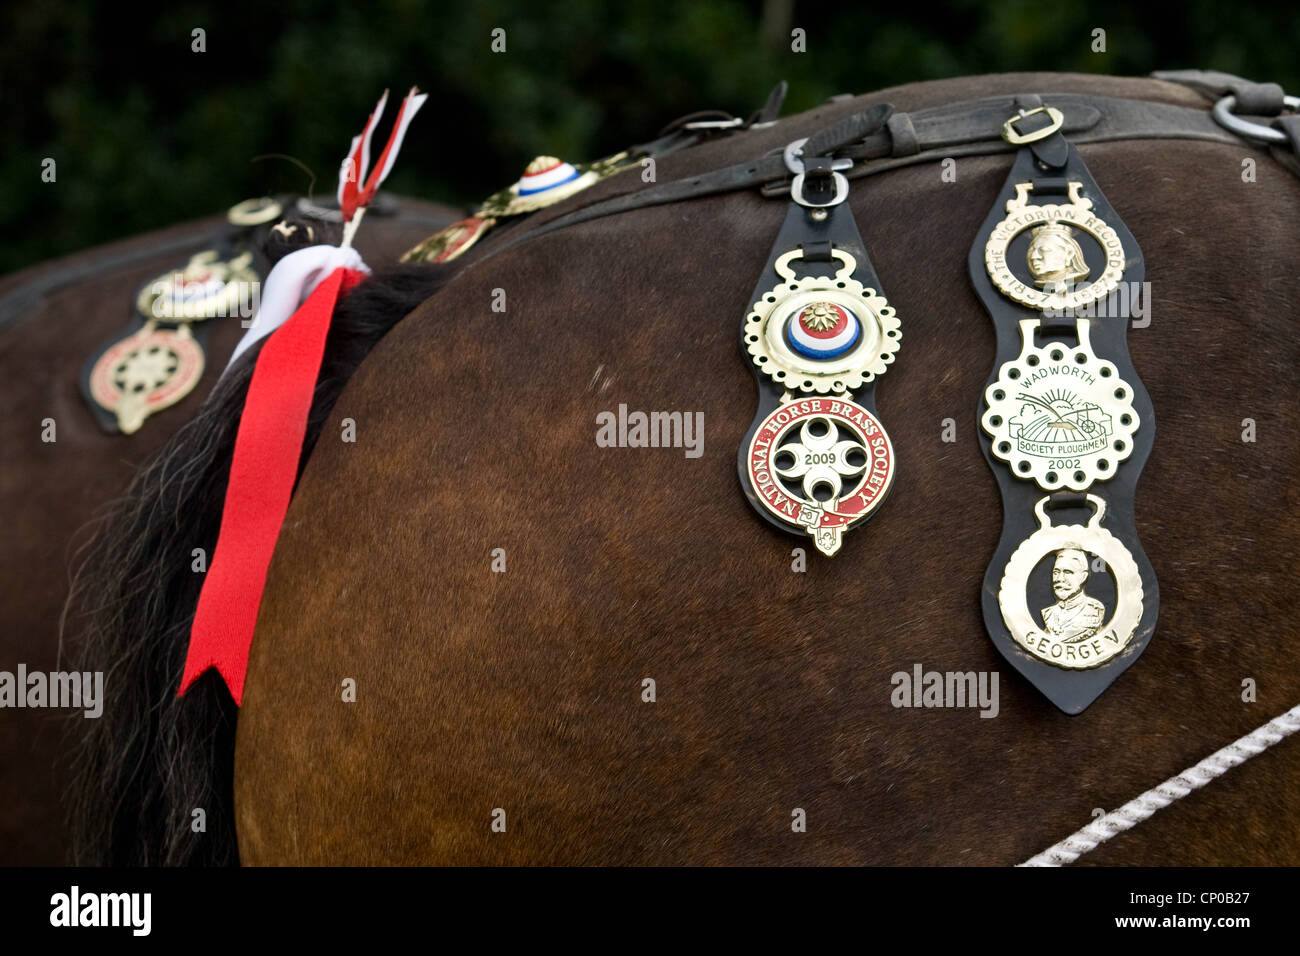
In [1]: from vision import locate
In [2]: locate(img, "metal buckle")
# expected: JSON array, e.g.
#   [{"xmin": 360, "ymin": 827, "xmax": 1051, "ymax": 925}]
[
  {"xmin": 783, "ymin": 136, "xmax": 853, "ymax": 207},
  {"xmin": 1001, "ymin": 106, "xmax": 1065, "ymax": 145},
  {"xmin": 783, "ymin": 137, "xmax": 854, "ymax": 175},
  {"xmin": 791, "ymin": 171, "xmax": 849, "ymax": 208},
  {"xmin": 1212, "ymin": 93, "xmax": 1300, "ymax": 145}
]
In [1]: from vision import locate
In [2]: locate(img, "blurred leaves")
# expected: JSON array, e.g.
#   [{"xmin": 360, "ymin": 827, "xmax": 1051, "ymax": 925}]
[{"xmin": 1, "ymin": 0, "xmax": 1297, "ymax": 272}]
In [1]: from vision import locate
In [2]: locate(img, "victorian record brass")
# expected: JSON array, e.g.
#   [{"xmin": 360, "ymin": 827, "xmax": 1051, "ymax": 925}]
[{"xmin": 985, "ymin": 181, "xmax": 1125, "ymax": 312}]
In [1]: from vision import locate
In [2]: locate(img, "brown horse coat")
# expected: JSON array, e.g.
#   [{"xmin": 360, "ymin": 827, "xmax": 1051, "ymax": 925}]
[
  {"xmin": 224, "ymin": 74, "xmax": 1300, "ymax": 865},
  {"xmin": 228, "ymin": 74, "xmax": 1300, "ymax": 865}
]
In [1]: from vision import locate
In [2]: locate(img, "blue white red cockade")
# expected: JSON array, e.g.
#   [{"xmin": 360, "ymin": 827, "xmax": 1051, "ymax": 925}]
[{"xmin": 786, "ymin": 301, "xmax": 861, "ymax": 359}]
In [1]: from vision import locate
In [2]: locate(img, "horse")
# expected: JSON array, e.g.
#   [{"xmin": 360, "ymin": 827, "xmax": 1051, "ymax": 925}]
[
  {"xmin": 0, "ymin": 194, "xmax": 459, "ymax": 864},
  {"xmin": 68, "ymin": 72, "xmax": 1300, "ymax": 865}
]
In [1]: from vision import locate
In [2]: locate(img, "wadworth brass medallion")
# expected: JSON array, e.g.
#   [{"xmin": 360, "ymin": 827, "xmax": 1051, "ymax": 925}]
[
  {"xmin": 738, "ymin": 138, "xmax": 899, "ymax": 556},
  {"xmin": 970, "ymin": 104, "xmax": 1158, "ymax": 713},
  {"xmin": 981, "ymin": 318, "xmax": 1139, "ymax": 490}
]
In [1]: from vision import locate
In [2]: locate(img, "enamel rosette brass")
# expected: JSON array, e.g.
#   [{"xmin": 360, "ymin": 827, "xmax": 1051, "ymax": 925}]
[
  {"xmin": 745, "ymin": 249, "xmax": 900, "ymax": 394},
  {"xmin": 87, "ymin": 249, "xmax": 257, "ymax": 434},
  {"xmin": 738, "ymin": 133, "xmax": 902, "ymax": 560},
  {"xmin": 998, "ymin": 495, "xmax": 1143, "ymax": 670},
  {"xmin": 135, "ymin": 250, "xmax": 257, "ymax": 323},
  {"xmin": 981, "ymin": 318, "xmax": 1139, "ymax": 490}
]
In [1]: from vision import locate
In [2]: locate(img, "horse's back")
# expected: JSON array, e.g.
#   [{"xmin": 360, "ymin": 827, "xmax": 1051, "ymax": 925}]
[{"xmin": 234, "ymin": 75, "xmax": 1300, "ymax": 864}]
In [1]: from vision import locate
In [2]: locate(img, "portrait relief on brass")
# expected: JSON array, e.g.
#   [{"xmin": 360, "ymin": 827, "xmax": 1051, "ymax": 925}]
[
  {"xmin": 745, "ymin": 248, "xmax": 900, "ymax": 395},
  {"xmin": 981, "ymin": 318, "xmax": 1139, "ymax": 491},
  {"xmin": 998, "ymin": 495, "xmax": 1143, "ymax": 670},
  {"xmin": 985, "ymin": 181, "xmax": 1125, "ymax": 312}
]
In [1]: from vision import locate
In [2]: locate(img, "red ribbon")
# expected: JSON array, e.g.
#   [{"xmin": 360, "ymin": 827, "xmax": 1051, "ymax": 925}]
[{"xmin": 180, "ymin": 266, "xmax": 365, "ymax": 704}]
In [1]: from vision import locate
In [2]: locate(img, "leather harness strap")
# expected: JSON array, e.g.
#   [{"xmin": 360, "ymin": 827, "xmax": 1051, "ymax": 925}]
[
  {"xmin": 469, "ymin": 90, "xmax": 1283, "ymax": 268},
  {"xmin": 5, "ymin": 74, "xmax": 1294, "ymax": 335},
  {"xmin": 1153, "ymin": 69, "xmax": 1287, "ymax": 114},
  {"xmin": 1153, "ymin": 68, "xmax": 1300, "ymax": 178}
]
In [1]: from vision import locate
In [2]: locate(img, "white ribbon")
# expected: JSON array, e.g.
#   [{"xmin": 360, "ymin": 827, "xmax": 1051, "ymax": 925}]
[{"xmin": 223, "ymin": 244, "xmax": 370, "ymax": 377}]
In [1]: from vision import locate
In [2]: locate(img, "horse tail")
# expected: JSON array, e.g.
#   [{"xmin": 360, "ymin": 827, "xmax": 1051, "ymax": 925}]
[{"xmin": 66, "ymin": 223, "xmax": 451, "ymax": 864}]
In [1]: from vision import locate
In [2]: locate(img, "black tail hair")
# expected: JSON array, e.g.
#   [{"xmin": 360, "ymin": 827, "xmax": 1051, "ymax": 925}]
[{"xmin": 67, "ymin": 223, "xmax": 454, "ymax": 865}]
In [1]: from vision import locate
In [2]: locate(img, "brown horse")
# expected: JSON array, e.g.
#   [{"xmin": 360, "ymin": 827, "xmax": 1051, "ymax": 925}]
[
  {"xmin": 0, "ymin": 195, "xmax": 458, "ymax": 865},
  {"xmin": 70, "ymin": 73, "xmax": 1300, "ymax": 865}
]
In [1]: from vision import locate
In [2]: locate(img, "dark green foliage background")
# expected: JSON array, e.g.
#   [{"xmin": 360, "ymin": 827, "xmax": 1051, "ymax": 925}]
[{"xmin": 2, "ymin": 0, "xmax": 1295, "ymax": 273}]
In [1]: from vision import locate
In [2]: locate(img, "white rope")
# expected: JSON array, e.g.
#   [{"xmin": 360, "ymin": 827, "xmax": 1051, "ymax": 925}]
[{"xmin": 1021, "ymin": 702, "xmax": 1300, "ymax": 867}]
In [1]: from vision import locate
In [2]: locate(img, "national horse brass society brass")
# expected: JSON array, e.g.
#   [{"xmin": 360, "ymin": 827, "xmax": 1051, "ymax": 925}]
[
  {"xmin": 970, "ymin": 104, "xmax": 1159, "ymax": 714},
  {"xmin": 738, "ymin": 144, "xmax": 900, "ymax": 557}
]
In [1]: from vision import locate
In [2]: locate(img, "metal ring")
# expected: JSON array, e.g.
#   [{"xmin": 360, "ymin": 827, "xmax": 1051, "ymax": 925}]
[
  {"xmin": 791, "ymin": 171, "xmax": 849, "ymax": 208},
  {"xmin": 682, "ymin": 116, "xmax": 744, "ymax": 131},
  {"xmin": 1212, "ymin": 94, "xmax": 1300, "ymax": 144},
  {"xmin": 227, "ymin": 197, "xmax": 283, "ymax": 227}
]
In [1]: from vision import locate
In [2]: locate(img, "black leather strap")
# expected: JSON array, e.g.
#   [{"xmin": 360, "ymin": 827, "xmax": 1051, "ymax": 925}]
[
  {"xmin": 736, "ymin": 195, "xmax": 893, "ymax": 536},
  {"xmin": 1152, "ymin": 69, "xmax": 1287, "ymax": 115},
  {"xmin": 968, "ymin": 144, "xmax": 1159, "ymax": 714},
  {"xmin": 750, "ymin": 81, "xmax": 789, "ymax": 125},
  {"xmin": 470, "ymin": 91, "xmax": 1266, "ymax": 270},
  {"xmin": 802, "ymin": 103, "xmax": 894, "ymax": 158}
]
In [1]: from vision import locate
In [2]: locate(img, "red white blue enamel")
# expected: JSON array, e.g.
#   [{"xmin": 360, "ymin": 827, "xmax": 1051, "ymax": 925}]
[{"xmin": 786, "ymin": 301, "xmax": 861, "ymax": 359}]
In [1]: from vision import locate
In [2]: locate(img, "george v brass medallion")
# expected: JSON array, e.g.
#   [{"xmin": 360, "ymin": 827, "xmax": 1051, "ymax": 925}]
[{"xmin": 998, "ymin": 494, "xmax": 1143, "ymax": 670}]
